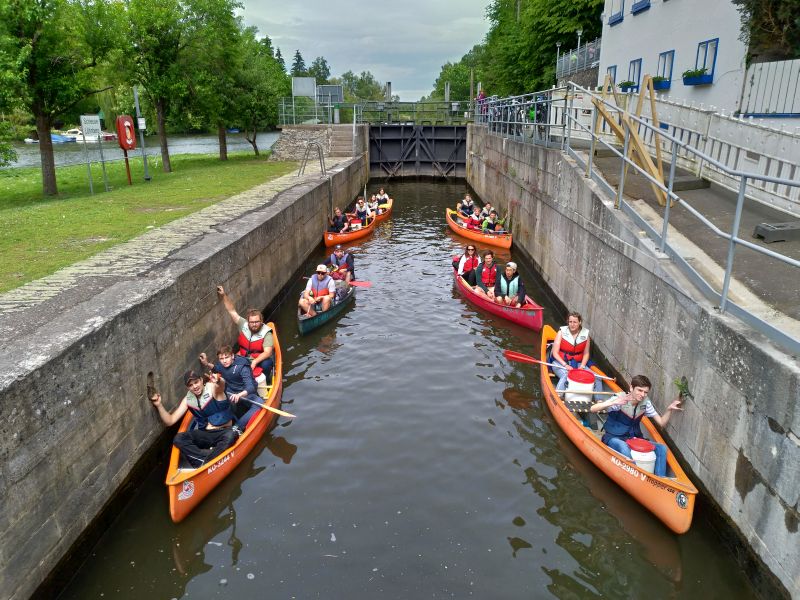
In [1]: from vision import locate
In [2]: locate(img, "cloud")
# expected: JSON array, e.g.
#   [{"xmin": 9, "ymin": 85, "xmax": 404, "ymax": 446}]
[{"xmin": 239, "ymin": 0, "xmax": 489, "ymax": 100}]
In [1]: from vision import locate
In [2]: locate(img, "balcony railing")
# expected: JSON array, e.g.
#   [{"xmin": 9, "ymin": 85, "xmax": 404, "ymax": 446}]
[{"xmin": 556, "ymin": 38, "xmax": 601, "ymax": 80}]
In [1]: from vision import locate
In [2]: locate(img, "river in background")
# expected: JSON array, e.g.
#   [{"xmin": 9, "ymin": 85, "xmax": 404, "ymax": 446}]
[
  {"xmin": 57, "ymin": 179, "xmax": 757, "ymax": 599},
  {"xmin": 5, "ymin": 131, "xmax": 280, "ymax": 169}
]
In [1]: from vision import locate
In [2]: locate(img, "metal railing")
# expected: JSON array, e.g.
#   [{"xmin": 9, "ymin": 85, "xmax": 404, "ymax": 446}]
[
  {"xmin": 475, "ymin": 85, "xmax": 800, "ymax": 354},
  {"xmin": 279, "ymin": 98, "xmax": 474, "ymax": 127},
  {"xmin": 556, "ymin": 38, "xmax": 601, "ymax": 80}
]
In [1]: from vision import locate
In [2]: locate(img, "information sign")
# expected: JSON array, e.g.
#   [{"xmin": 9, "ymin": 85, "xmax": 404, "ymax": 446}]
[{"xmin": 80, "ymin": 115, "xmax": 101, "ymax": 137}]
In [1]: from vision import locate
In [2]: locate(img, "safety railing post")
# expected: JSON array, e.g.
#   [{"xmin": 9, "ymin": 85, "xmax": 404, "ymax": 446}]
[
  {"xmin": 720, "ymin": 175, "xmax": 748, "ymax": 312},
  {"xmin": 565, "ymin": 88, "xmax": 574, "ymax": 151},
  {"xmin": 586, "ymin": 106, "xmax": 597, "ymax": 178},
  {"xmin": 616, "ymin": 122, "xmax": 631, "ymax": 209},
  {"xmin": 659, "ymin": 139, "xmax": 679, "ymax": 252}
]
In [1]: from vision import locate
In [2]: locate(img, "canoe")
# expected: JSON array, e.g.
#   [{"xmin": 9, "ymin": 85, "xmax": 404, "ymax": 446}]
[
  {"xmin": 452, "ymin": 267, "xmax": 543, "ymax": 330},
  {"xmin": 166, "ymin": 323, "xmax": 284, "ymax": 522},
  {"xmin": 445, "ymin": 208, "xmax": 512, "ymax": 249},
  {"xmin": 538, "ymin": 324, "xmax": 697, "ymax": 533},
  {"xmin": 374, "ymin": 198, "xmax": 393, "ymax": 224},
  {"xmin": 325, "ymin": 215, "xmax": 377, "ymax": 247},
  {"xmin": 297, "ymin": 285, "xmax": 355, "ymax": 335}
]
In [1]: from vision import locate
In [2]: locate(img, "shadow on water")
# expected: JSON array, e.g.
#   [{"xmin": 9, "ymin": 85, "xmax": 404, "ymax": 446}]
[{"xmin": 58, "ymin": 178, "xmax": 758, "ymax": 600}]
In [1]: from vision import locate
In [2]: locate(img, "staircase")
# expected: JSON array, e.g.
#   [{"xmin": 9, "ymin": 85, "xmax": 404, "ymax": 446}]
[{"xmin": 329, "ymin": 125, "xmax": 355, "ymax": 157}]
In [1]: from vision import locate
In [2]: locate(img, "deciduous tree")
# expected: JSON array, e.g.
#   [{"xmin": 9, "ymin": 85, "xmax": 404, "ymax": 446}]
[{"xmin": 308, "ymin": 56, "xmax": 331, "ymax": 84}]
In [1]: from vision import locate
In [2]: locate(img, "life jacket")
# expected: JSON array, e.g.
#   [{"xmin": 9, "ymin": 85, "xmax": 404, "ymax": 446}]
[
  {"xmin": 355, "ymin": 205, "xmax": 369, "ymax": 220},
  {"xmin": 603, "ymin": 399, "xmax": 646, "ymax": 439},
  {"xmin": 331, "ymin": 214, "xmax": 347, "ymax": 230},
  {"xmin": 479, "ymin": 263, "xmax": 498, "ymax": 287},
  {"xmin": 558, "ymin": 326, "xmax": 590, "ymax": 363},
  {"xmin": 461, "ymin": 254, "xmax": 480, "ymax": 273},
  {"xmin": 237, "ymin": 322, "xmax": 272, "ymax": 377},
  {"xmin": 367, "ymin": 201, "xmax": 379, "ymax": 212},
  {"xmin": 466, "ymin": 215, "xmax": 483, "ymax": 230},
  {"xmin": 498, "ymin": 273, "xmax": 519, "ymax": 298},
  {"xmin": 459, "ymin": 200, "xmax": 473, "ymax": 215},
  {"xmin": 483, "ymin": 218, "xmax": 501, "ymax": 231},
  {"xmin": 186, "ymin": 382, "xmax": 234, "ymax": 429},
  {"xmin": 329, "ymin": 252, "xmax": 351, "ymax": 271},
  {"xmin": 310, "ymin": 274, "xmax": 333, "ymax": 298}
]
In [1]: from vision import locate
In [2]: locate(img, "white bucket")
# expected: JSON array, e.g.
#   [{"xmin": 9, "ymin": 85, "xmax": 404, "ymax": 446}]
[
  {"xmin": 564, "ymin": 369, "xmax": 595, "ymax": 404},
  {"xmin": 630, "ymin": 449, "xmax": 656, "ymax": 473}
]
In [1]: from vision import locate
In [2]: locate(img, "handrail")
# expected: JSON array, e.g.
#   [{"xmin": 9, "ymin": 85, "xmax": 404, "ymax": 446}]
[{"xmin": 297, "ymin": 141, "xmax": 326, "ymax": 177}]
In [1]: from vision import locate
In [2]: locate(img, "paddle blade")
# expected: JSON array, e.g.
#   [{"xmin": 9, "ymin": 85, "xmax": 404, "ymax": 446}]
[
  {"xmin": 349, "ymin": 280, "xmax": 372, "ymax": 288},
  {"xmin": 504, "ymin": 350, "xmax": 541, "ymax": 365}
]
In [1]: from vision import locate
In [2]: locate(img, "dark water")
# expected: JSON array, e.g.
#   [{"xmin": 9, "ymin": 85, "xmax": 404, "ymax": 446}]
[
  {"xmin": 6, "ymin": 132, "xmax": 279, "ymax": 168},
  {"xmin": 58, "ymin": 180, "xmax": 756, "ymax": 599}
]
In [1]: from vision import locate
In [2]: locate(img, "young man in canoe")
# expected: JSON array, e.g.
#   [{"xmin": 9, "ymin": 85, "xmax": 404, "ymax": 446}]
[
  {"xmin": 482, "ymin": 210, "xmax": 506, "ymax": 233},
  {"xmin": 590, "ymin": 374, "xmax": 683, "ymax": 477},
  {"xmin": 217, "ymin": 286, "xmax": 274, "ymax": 396},
  {"xmin": 149, "ymin": 370, "xmax": 238, "ymax": 469},
  {"xmin": 328, "ymin": 207, "xmax": 350, "ymax": 233},
  {"xmin": 324, "ymin": 244, "xmax": 355, "ymax": 285},
  {"xmin": 199, "ymin": 346, "xmax": 260, "ymax": 431},
  {"xmin": 464, "ymin": 205, "xmax": 484, "ymax": 231},
  {"xmin": 299, "ymin": 265, "xmax": 337, "ymax": 317},
  {"xmin": 458, "ymin": 193, "xmax": 475, "ymax": 217},
  {"xmin": 473, "ymin": 250, "xmax": 498, "ymax": 300},
  {"xmin": 494, "ymin": 262, "xmax": 525, "ymax": 307},
  {"xmin": 479, "ymin": 202, "xmax": 494, "ymax": 219}
]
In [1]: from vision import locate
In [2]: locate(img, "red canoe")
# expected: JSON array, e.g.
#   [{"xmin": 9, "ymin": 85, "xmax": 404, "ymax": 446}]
[{"xmin": 453, "ymin": 268, "xmax": 543, "ymax": 330}]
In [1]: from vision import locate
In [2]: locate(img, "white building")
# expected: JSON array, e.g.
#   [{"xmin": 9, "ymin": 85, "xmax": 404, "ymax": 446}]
[{"xmin": 596, "ymin": 0, "xmax": 800, "ymax": 126}]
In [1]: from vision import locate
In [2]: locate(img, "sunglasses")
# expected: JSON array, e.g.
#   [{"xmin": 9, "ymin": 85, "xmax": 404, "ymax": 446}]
[{"xmin": 467, "ymin": 248, "xmax": 476, "ymax": 251}]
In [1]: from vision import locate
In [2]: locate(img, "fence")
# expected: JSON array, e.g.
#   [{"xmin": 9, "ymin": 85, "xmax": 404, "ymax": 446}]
[
  {"xmin": 556, "ymin": 39, "xmax": 601, "ymax": 80},
  {"xmin": 474, "ymin": 85, "xmax": 800, "ymax": 355},
  {"xmin": 739, "ymin": 58, "xmax": 800, "ymax": 118},
  {"xmin": 279, "ymin": 98, "xmax": 473, "ymax": 127}
]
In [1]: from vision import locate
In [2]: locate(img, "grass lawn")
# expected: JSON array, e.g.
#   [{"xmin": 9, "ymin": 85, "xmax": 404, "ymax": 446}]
[{"xmin": 0, "ymin": 152, "xmax": 297, "ymax": 292}]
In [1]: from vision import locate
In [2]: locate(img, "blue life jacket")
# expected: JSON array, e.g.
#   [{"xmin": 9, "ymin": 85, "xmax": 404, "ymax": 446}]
[
  {"xmin": 603, "ymin": 404, "xmax": 645, "ymax": 438},
  {"xmin": 329, "ymin": 252, "xmax": 351, "ymax": 269},
  {"xmin": 498, "ymin": 274, "xmax": 519, "ymax": 298},
  {"xmin": 186, "ymin": 383, "xmax": 234, "ymax": 429}
]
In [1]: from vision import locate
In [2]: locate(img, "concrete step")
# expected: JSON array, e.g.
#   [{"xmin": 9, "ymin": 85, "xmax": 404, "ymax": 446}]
[{"xmin": 672, "ymin": 174, "xmax": 711, "ymax": 191}]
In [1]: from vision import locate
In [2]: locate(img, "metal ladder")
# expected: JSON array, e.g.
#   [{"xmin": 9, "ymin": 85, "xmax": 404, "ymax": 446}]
[{"xmin": 297, "ymin": 141, "xmax": 326, "ymax": 177}]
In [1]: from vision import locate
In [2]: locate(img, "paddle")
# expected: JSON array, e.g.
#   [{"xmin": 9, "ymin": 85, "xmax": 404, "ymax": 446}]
[
  {"xmin": 556, "ymin": 390, "xmax": 619, "ymax": 396},
  {"xmin": 236, "ymin": 395, "xmax": 296, "ymax": 418},
  {"xmin": 503, "ymin": 350, "xmax": 616, "ymax": 381}
]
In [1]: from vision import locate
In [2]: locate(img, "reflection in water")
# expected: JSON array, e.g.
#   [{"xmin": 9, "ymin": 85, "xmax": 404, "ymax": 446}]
[
  {"xmin": 266, "ymin": 435, "xmax": 298, "ymax": 464},
  {"xmin": 502, "ymin": 386, "xmax": 535, "ymax": 410}
]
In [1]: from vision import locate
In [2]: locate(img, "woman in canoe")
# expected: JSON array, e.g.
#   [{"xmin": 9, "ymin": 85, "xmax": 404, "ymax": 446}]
[
  {"xmin": 494, "ymin": 262, "xmax": 525, "ymax": 307},
  {"xmin": 550, "ymin": 312, "xmax": 603, "ymax": 396},
  {"xmin": 454, "ymin": 244, "xmax": 481, "ymax": 286},
  {"xmin": 590, "ymin": 374, "xmax": 683, "ymax": 477},
  {"xmin": 458, "ymin": 193, "xmax": 475, "ymax": 217},
  {"xmin": 473, "ymin": 250, "xmax": 498, "ymax": 300},
  {"xmin": 464, "ymin": 205, "xmax": 484, "ymax": 231},
  {"xmin": 376, "ymin": 188, "xmax": 390, "ymax": 204},
  {"xmin": 367, "ymin": 195, "xmax": 381, "ymax": 216},
  {"xmin": 348, "ymin": 197, "xmax": 372, "ymax": 226}
]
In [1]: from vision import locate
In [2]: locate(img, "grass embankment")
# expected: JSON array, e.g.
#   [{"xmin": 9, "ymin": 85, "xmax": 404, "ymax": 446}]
[{"xmin": 0, "ymin": 153, "xmax": 297, "ymax": 293}]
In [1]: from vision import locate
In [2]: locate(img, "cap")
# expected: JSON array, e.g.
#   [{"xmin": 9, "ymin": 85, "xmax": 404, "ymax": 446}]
[
  {"xmin": 506, "ymin": 261, "xmax": 517, "ymax": 271},
  {"xmin": 316, "ymin": 264, "xmax": 328, "ymax": 273},
  {"xmin": 334, "ymin": 244, "xmax": 343, "ymax": 250},
  {"xmin": 183, "ymin": 369, "xmax": 202, "ymax": 386}
]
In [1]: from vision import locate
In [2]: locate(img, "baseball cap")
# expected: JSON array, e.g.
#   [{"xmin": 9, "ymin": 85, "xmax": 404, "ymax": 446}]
[
  {"xmin": 316, "ymin": 264, "xmax": 328, "ymax": 273},
  {"xmin": 183, "ymin": 370, "xmax": 202, "ymax": 386}
]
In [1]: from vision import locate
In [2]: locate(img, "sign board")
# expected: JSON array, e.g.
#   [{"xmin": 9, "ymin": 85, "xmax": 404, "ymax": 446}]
[
  {"xmin": 80, "ymin": 115, "xmax": 101, "ymax": 137},
  {"xmin": 292, "ymin": 77, "xmax": 317, "ymax": 99},
  {"xmin": 137, "ymin": 117, "xmax": 146, "ymax": 130},
  {"xmin": 317, "ymin": 85, "xmax": 344, "ymax": 104}
]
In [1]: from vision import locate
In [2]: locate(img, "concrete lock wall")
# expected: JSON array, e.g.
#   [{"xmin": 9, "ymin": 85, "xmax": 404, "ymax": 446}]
[
  {"xmin": 0, "ymin": 157, "xmax": 367, "ymax": 600},
  {"xmin": 466, "ymin": 126, "xmax": 799, "ymax": 598}
]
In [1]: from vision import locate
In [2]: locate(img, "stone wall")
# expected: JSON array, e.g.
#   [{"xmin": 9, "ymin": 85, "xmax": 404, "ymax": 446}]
[
  {"xmin": 270, "ymin": 124, "xmax": 369, "ymax": 161},
  {"xmin": 467, "ymin": 126, "xmax": 799, "ymax": 598},
  {"xmin": 0, "ymin": 158, "xmax": 368, "ymax": 600}
]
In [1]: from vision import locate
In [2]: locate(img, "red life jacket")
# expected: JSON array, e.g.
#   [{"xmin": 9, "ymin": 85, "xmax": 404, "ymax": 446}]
[
  {"xmin": 466, "ymin": 216, "xmax": 482, "ymax": 230},
  {"xmin": 462, "ymin": 255, "xmax": 480, "ymax": 273},
  {"xmin": 310, "ymin": 275, "xmax": 333, "ymax": 298},
  {"xmin": 237, "ymin": 324, "xmax": 272, "ymax": 377},
  {"xmin": 558, "ymin": 326, "xmax": 590, "ymax": 362},
  {"xmin": 480, "ymin": 263, "xmax": 498, "ymax": 287}
]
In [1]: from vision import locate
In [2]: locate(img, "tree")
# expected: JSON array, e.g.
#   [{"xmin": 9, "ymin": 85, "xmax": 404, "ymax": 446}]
[
  {"xmin": 291, "ymin": 50, "xmax": 307, "ymax": 77},
  {"xmin": 732, "ymin": 0, "xmax": 800, "ymax": 61},
  {"xmin": 308, "ymin": 56, "xmax": 331, "ymax": 84},
  {"xmin": 0, "ymin": 0, "xmax": 122, "ymax": 195},
  {"xmin": 429, "ymin": 44, "xmax": 485, "ymax": 100},
  {"xmin": 275, "ymin": 48, "xmax": 285, "ymax": 71},
  {"xmin": 331, "ymin": 70, "xmax": 386, "ymax": 101}
]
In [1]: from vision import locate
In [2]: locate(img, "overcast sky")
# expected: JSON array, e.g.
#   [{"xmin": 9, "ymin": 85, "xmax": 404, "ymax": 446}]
[{"xmin": 238, "ymin": 1, "xmax": 491, "ymax": 100}]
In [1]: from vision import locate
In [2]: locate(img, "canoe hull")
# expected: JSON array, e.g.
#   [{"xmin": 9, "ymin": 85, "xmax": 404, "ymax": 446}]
[
  {"xmin": 453, "ymin": 270, "xmax": 543, "ymax": 330},
  {"xmin": 374, "ymin": 198, "xmax": 393, "ymax": 224},
  {"xmin": 325, "ymin": 217, "xmax": 377, "ymax": 247},
  {"xmin": 298, "ymin": 286, "xmax": 355, "ymax": 335},
  {"xmin": 538, "ymin": 325, "xmax": 697, "ymax": 534},
  {"xmin": 446, "ymin": 208, "xmax": 512, "ymax": 249},
  {"xmin": 166, "ymin": 324, "xmax": 284, "ymax": 523}
]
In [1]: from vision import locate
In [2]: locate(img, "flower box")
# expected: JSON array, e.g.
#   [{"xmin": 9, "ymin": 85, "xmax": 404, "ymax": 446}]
[
  {"xmin": 652, "ymin": 79, "xmax": 671, "ymax": 91},
  {"xmin": 631, "ymin": 0, "xmax": 651, "ymax": 14},
  {"xmin": 682, "ymin": 73, "xmax": 713, "ymax": 86}
]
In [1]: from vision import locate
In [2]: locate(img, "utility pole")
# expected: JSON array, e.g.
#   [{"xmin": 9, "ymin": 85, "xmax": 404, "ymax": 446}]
[{"xmin": 133, "ymin": 86, "xmax": 151, "ymax": 181}]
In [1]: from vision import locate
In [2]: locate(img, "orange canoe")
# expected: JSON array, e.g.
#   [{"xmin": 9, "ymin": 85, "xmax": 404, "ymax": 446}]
[
  {"xmin": 325, "ymin": 215, "xmax": 377, "ymax": 247},
  {"xmin": 537, "ymin": 325, "xmax": 697, "ymax": 533},
  {"xmin": 166, "ymin": 324, "xmax": 284, "ymax": 522},
  {"xmin": 374, "ymin": 197, "xmax": 393, "ymax": 224},
  {"xmin": 446, "ymin": 208, "xmax": 512, "ymax": 249}
]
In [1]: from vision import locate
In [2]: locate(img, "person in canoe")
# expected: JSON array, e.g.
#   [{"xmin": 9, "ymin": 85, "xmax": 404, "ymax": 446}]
[
  {"xmin": 454, "ymin": 244, "xmax": 481, "ymax": 286},
  {"xmin": 482, "ymin": 210, "xmax": 506, "ymax": 233},
  {"xmin": 550, "ymin": 311, "xmax": 603, "ymax": 397},
  {"xmin": 324, "ymin": 244, "xmax": 355, "ymax": 285},
  {"xmin": 217, "ymin": 286, "xmax": 275, "ymax": 395},
  {"xmin": 376, "ymin": 188, "xmax": 390, "ymax": 204},
  {"xmin": 590, "ymin": 374, "xmax": 683, "ymax": 477},
  {"xmin": 367, "ymin": 195, "xmax": 381, "ymax": 216},
  {"xmin": 299, "ymin": 264, "xmax": 337, "ymax": 317},
  {"xmin": 458, "ymin": 193, "xmax": 475, "ymax": 217},
  {"xmin": 494, "ymin": 261, "xmax": 525, "ymax": 307},
  {"xmin": 328, "ymin": 207, "xmax": 350, "ymax": 233},
  {"xmin": 479, "ymin": 202, "xmax": 494, "ymax": 219},
  {"xmin": 473, "ymin": 250, "xmax": 498, "ymax": 300},
  {"xmin": 199, "ymin": 346, "xmax": 260, "ymax": 430},
  {"xmin": 464, "ymin": 205, "xmax": 484, "ymax": 231},
  {"xmin": 348, "ymin": 196, "xmax": 373, "ymax": 227},
  {"xmin": 149, "ymin": 370, "xmax": 239, "ymax": 469}
]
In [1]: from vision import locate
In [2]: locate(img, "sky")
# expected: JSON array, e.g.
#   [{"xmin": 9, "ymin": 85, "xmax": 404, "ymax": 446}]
[{"xmin": 238, "ymin": 1, "xmax": 491, "ymax": 101}]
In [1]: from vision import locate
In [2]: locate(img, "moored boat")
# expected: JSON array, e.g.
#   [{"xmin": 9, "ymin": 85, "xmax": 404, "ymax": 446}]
[
  {"xmin": 324, "ymin": 215, "xmax": 378, "ymax": 247},
  {"xmin": 165, "ymin": 323, "xmax": 284, "ymax": 522},
  {"xmin": 446, "ymin": 208, "xmax": 512, "ymax": 249},
  {"xmin": 374, "ymin": 197, "xmax": 393, "ymax": 224},
  {"xmin": 298, "ymin": 285, "xmax": 355, "ymax": 335},
  {"xmin": 537, "ymin": 325, "xmax": 697, "ymax": 533},
  {"xmin": 452, "ymin": 267, "xmax": 543, "ymax": 330}
]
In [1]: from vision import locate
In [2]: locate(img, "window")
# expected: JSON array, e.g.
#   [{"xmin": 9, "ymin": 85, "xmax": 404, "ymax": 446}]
[
  {"xmin": 695, "ymin": 38, "xmax": 719, "ymax": 76},
  {"xmin": 631, "ymin": 0, "xmax": 650, "ymax": 13},
  {"xmin": 607, "ymin": 65, "xmax": 617, "ymax": 85},
  {"xmin": 609, "ymin": 0, "xmax": 624, "ymax": 25},
  {"xmin": 657, "ymin": 50, "xmax": 674, "ymax": 80},
  {"xmin": 628, "ymin": 58, "xmax": 642, "ymax": 90}
]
